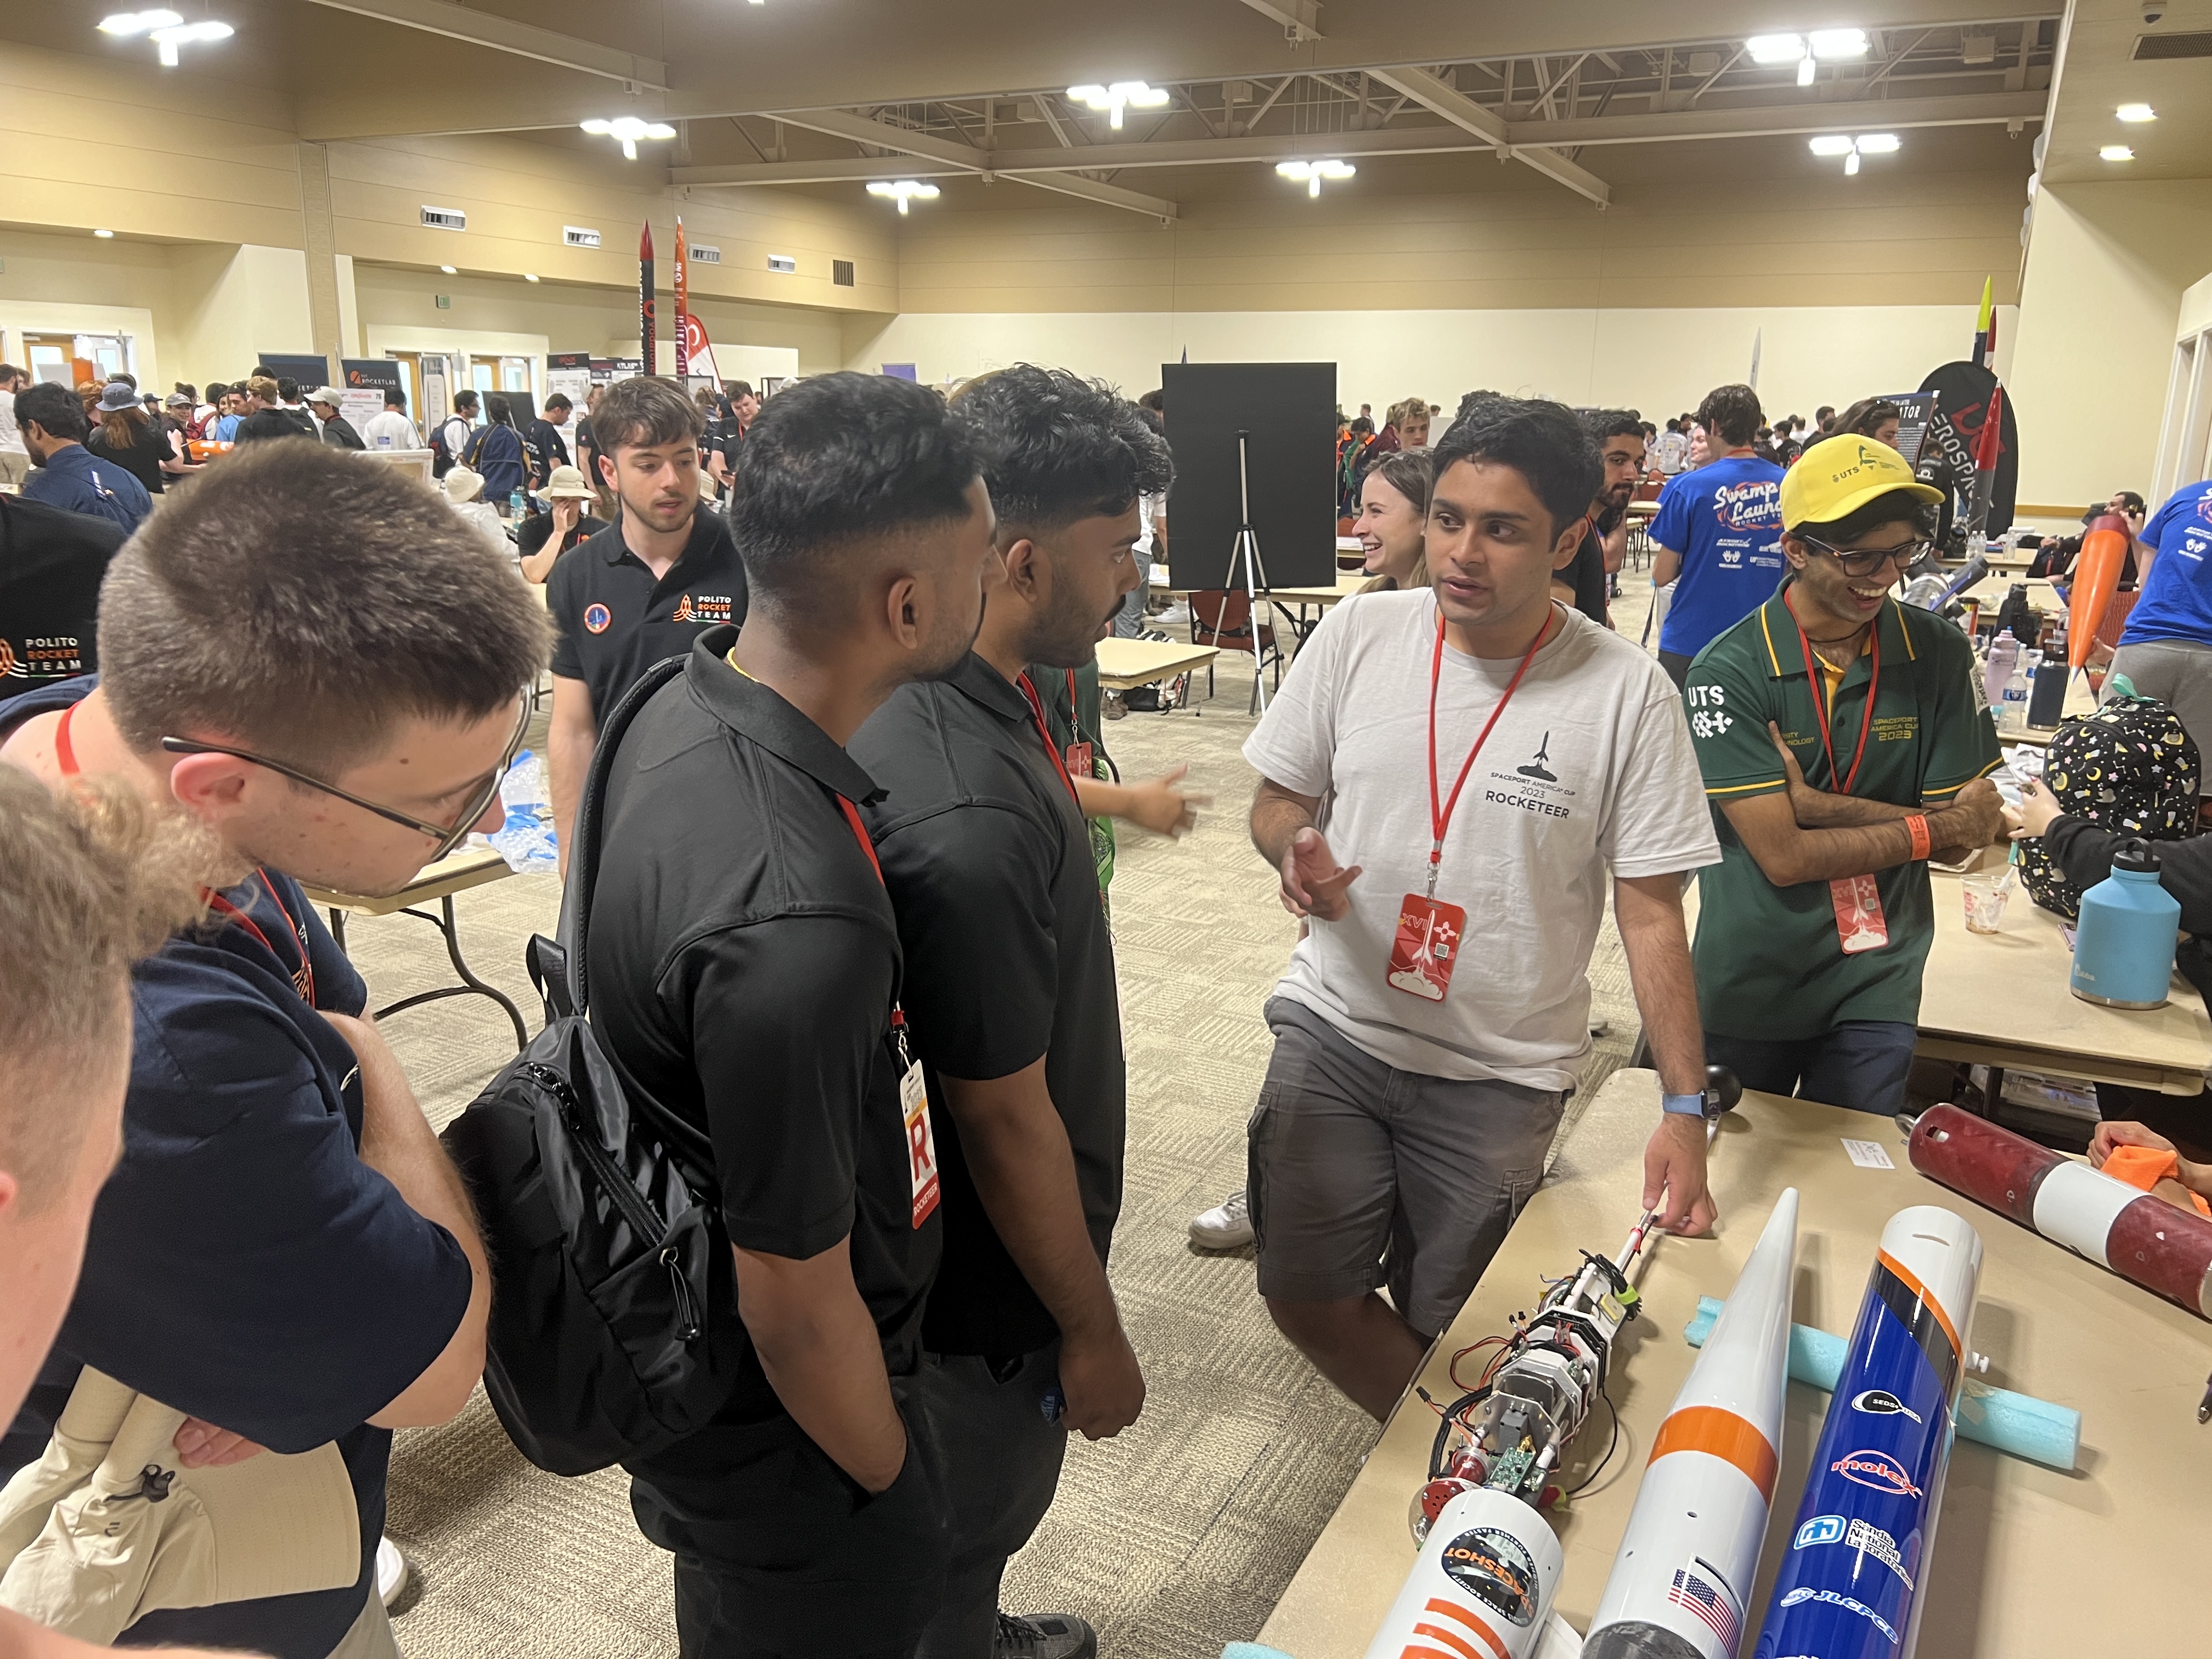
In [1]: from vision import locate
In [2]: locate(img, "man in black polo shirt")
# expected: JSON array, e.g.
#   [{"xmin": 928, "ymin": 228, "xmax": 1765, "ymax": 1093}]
[
  {"xmin": 589, "ymin": 373, "xmax": 1006, "ymax": 1658},
  {"xmin": 0, "ymin": 495, "xmax": 125, "ymax": 709},
  {"xmin": 1553, "ymin": 409, "xmax": 1644, "ymax": 628},
  {"xmin": 850, "ymin": 368, "xmax": 1168, "ymax": 1659},
  {"xmin": 547, "ymin": 374, "xmax": 746, "ymax": 876}
]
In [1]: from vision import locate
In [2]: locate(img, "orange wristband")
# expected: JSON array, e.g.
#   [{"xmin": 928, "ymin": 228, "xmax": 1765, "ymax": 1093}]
[{"xmin": 1905, "ymin": 814, "xmax": 1932, "ymax": 860}]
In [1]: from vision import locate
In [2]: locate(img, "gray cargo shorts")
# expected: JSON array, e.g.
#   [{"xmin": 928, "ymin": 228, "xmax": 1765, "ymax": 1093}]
[{"xmin": 1246, "ymin": 997, "xmax": 1565, "ymax": 1339}]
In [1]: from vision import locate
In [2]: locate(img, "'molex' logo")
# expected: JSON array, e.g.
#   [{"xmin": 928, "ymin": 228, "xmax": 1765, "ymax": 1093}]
[{"xmin": 1830, "ymin": 1449, "xmax": 1921, "ymax": 1498}]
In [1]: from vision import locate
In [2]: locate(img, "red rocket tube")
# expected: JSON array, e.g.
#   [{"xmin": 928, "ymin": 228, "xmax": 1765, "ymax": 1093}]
[
  {"xmin": 1909, "ymin": 1103, "xmax": 2212, "ymax": 1319},
  {"xmin": 639, "ymin": 221, "xmax": 657, "ymax": 371}
]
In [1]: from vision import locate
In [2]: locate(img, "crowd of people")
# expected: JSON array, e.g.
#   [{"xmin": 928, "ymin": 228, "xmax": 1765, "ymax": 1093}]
[{"xmin": 3, "ymin": 352, "xmax": 2210, "ymax": 1659}]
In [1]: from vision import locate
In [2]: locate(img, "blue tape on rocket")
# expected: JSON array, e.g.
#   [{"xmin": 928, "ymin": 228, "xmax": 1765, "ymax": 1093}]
[{"xmin": 1684, "ymin": 1295, "xmax": 2079, "ymax": 1471}]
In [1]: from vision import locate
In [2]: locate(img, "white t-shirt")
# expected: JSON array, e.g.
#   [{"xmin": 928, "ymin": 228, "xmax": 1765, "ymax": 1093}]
[
  {"xmin": 360, "ymin": 409, "xmax": 423, "ymax": 450},
  {"xmin": 0, "ymin": 391, "xmax": 24, "ymax": 457},
  {"xmin": 1136, "ymin": 490, "xmax": 1164, "ymax": 561},
  {"xmin": 1244, "ymin": 592, "xmax": 1720, "ymax": 1091}
]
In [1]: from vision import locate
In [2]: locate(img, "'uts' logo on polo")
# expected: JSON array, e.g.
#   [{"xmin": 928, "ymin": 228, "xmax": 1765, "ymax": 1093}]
[
  {"xmin": 1830, "ymin": 1449, "xmax": 1921, "ymax": 1497},
  {"xmin": 584, "ymin": 602, "xmax": 612, "ymax": 634},
  {"xmin": 674, "ymin": 593, "xmax": 735, "ymax": 625},
  {"xmin": 1710, "ymin": 479, "xmax": 1782, "ymax": 532}
]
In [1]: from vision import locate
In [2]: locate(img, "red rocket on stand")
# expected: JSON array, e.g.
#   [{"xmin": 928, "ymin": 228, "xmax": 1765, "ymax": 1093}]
[
  {"xmin": 639, "ymin": 221, "xmax": 657, "ymax": 371},
  {"xmin": 674, "ymin": 218, "xmax": 690, "ymax": 379},
  {"xmin": 1960, "ymin": 381, "xmax": 2005, "ymax": 544}
]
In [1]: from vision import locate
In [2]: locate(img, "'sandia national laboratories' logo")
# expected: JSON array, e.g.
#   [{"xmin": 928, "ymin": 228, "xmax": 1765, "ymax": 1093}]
[{"xmin": 1830, "ymin": 1449, "xmax": 1921, "ymax": 1498}]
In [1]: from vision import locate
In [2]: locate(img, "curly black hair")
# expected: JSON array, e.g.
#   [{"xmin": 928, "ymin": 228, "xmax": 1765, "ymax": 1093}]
[
  {"xmin": 1696, "ymin": 382, "xmax": 1763, "ymax": 447},
  {"xmin": 1432, "ymin": 394, "xmax": 1600, "ymax": 539},
  {"xmin": 952, "ymin": 364, "xmax": 1173, "ymax": 531}
]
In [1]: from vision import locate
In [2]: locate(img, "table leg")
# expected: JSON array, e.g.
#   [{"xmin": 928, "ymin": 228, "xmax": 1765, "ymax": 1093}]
[{"xmin": 368, "ymin": 897, "xmax": 531, "ymax": 1051}]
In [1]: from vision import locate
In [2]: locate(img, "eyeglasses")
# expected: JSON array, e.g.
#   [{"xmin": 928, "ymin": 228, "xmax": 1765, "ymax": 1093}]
[
  {"xmin": 161, "ymin": 692, "xmax": 531, "ymax": 864},
  {"xmin": 1799, "ymin": 534, "xmax": 1932, "ymax": 579}
]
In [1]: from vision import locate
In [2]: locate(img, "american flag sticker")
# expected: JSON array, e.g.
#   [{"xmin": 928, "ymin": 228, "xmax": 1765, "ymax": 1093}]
[{"xmin": 1667, "ymin": 1558, "xmax": 1742, "ymax": 1653}]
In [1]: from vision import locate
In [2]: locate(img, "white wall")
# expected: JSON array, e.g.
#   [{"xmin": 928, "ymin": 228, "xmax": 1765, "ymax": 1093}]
[{"xmin": 842, "ymin": 304, "xmax": 2014, "ymax": 429}]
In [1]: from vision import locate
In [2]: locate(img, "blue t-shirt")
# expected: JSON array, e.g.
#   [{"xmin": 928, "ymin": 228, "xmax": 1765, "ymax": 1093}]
[
  {"xmin": 0, "ymin": 679, "xmax": 473, "ymax": 1658},
  {"xmin": 214, "ymin": 413, "xmax": 241, "ymax": 441},
  {"xmin": 1653, "ymin": 454, "xmax": 1787, "ymax": 659},
  {"xmin": 20, "ymin": 443, "xmax": 150, "ymax": 535},
  {"xmin": 2118, "ymin": 479, "xmax": 2212, "ymax": 649}
]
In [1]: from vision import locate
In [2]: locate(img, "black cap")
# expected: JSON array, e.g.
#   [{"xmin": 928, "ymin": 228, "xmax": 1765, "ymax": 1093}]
[{"xmin": 2112, "ymin": 837, "xmax": 2162, "ymax": 874}]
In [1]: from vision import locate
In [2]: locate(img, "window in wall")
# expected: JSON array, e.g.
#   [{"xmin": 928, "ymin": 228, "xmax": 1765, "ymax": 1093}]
[
  {"xmin": 383, "ymin": 352, "xmax": 420, "ymax": 416},
  {"xmin": 23, "ymin": 332, "xmax": 132, "ymax": 388},
  {"xmin": 469, "ymin": 354, "xmax": 533, "ymax": 398}
]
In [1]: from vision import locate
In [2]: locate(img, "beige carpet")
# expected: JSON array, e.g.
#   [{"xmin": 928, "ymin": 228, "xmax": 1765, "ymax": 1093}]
[{"xmin": 357, "ymin": 565, "xmax": 1663, "ymax": 1657}]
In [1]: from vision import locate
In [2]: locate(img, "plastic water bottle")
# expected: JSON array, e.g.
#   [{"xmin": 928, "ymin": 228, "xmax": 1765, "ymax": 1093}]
[
  {"xmin": 2070, "ymin": 839, "xmax": 2181, "ymax": 1008},
  {"xmin": 1983, "ymin": 629, "xmax": 2019, "ymax": 714},
  {"xmin": 1999, "ymin": 658, "xmax": 2032, "ymax": 734},
  {"xmin": 509, "ymin": 488, "xmax": 526, "ymax": 518}
]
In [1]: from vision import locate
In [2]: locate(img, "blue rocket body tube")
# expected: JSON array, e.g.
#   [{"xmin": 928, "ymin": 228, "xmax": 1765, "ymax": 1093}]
[{"xmin": 1753, "ymin": 1206, "xmax": 1982, "ymax": 1659}]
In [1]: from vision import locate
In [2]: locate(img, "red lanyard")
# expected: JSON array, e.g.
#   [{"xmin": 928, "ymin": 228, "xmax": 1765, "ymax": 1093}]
[
  {"xmin": 1014, "ymin": 673, "xmax": 1083, "ymax": 809},
  {"xmin": 832, "ymin": 793, "xmax": 911, "ymax": 1048},
  {"xmin": 1785, "ymin": 592, "xmax": 1882, "ymax": 796},
  {"xmin": 57, "ymin": 704, "xmax": 313, "ymax": 1003},
  {"xmin": 1425, "ymin": 607, "xmax": 1552, "ymax": 898}
]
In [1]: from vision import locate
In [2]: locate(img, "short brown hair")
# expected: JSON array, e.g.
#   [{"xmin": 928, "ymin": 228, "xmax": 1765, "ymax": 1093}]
[
  {"xmin": 591, "ymin": 374, "xmax": 703, "ymax": 456},
  {"xmin": 99, "ymin": 441, "xmax": 551, "ymax": 771},
  {"xmin": 0, "ymin": 770, "xmax": 212, "ymax": 1208}
]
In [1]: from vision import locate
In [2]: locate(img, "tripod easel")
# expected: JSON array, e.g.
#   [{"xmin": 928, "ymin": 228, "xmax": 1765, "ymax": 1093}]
[{"xmin": 1218, "ymin": 428, "xmax": 1279, "ymax": 715}]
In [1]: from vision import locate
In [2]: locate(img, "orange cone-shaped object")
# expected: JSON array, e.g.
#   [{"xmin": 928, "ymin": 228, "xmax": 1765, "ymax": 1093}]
[{"xmin": 2070, "ymin": 513, "xmax": 2130, "ymax": 670}]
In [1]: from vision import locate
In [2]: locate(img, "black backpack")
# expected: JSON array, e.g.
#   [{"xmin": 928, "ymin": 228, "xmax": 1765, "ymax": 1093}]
[
  {"xmin": 2021, "ymin": 690, "xmax": 2202, "ymax": 922},
  {"xmin": 439, "ymin": 654, "xmax": 741, "ymax": 1475}
]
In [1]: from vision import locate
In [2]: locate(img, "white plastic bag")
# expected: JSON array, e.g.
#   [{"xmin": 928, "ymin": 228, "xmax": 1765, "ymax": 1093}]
[{"xmin": 487, "ymin": 749, "xmax": 558, "ymax": 872}]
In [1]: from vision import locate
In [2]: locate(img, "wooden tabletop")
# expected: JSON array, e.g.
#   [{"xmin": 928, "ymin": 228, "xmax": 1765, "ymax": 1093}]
[
  {"xmin": 1266, "ymin": 577, "xmax": 1368, "ymax": 606},
  {"xmin": 1094, "ymin": 637, "xmax": 1220, "ymax": 691},
  {"xmin": 1258, "ymin": 1070, "xmax": 2212, "ymax": 1657},
  {"xmin": 1624, "ymin": 500, "xmax": 1661, "ymax": 520},
  {"xmin": 1962, "ymin": 574, "xmax": 2060, "ymax": 608},
  {"xmin": 1916, "ymin": 865, "xmax": 2211, "ymax": 1094},
  {"xmin": 302, "ymin": 844, "xmax": 520, "ymax": 917}
]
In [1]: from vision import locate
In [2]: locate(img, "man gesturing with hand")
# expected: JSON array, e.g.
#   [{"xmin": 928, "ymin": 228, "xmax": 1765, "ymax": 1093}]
[{"xmin": 1226, "ymin": 396, "xmax": 1722, "ymax": 1422}]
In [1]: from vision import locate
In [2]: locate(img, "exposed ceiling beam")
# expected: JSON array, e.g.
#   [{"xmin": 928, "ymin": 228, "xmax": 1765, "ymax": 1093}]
[
  {"xmin": 298, "ymin": 0, "xmax": 668, "ymax": 89},
  {"xmin": 1235, "ymin": 0, "xmax": 1324, "ymax": 43},
  {"xmin": 669, "ymin": 88, "xmax": 2047, "ymax": 188},
  {"xmin": 770, "ymin": 108, "xmax": 990, "ymax": 172},
  {"xmin": 1001, "ymin": 172, "xmax": 1180, "ymax": 220},
  {"xmin": 1368, "ymin": 65, "xmax": 1612, "ymax": 207}
]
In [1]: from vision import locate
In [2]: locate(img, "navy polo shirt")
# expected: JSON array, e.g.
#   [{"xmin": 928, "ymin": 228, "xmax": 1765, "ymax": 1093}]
[
  {"xmin": 546, "ymin": 508, "xmax": 748, "ymax": 719},
  {"xmin": 20, "ymin": 443, "xmax": 150, "ymax": 534},
  {"xmin": 0, "ymin": 679, "xmax": 475, "ymax": 1659}
]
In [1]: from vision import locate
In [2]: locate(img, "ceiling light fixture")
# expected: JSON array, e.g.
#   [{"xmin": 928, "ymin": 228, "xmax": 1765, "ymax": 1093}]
[
  {"xmin": 1276, "ymin": 158, "xmax": 1356, "ymax": 198},
  {"xmin": 580, "ymin": 116, "xmax": 677, "ymax": 160},
  {"xmin": 2100, "ymin": 144, "xmax": 2135, "ymax": 161},
  {"xmin": 1808, "ymin": 132, "xmax": 1898, "ymax": 174},
  {"xmin": 1065, "ymin": 81, "xmax": 1170, "ymax": 130},
  {"xmin": 1809, "ymin": 28, "xmax": 1870, "ymax": 59},
  {"xmin": 101, "ymin": 10, "xmax": 232, "ymax": 67},
  {"xmin": 93, "ymin": 228, "xmax": 116, "ymax": 238},
  {"xmin": 1746, "ymin": 33, "xmax": 1804, "ymax": 63},
  {"xmin": 866, "ymin": 179, "xmax": 940, "ymax": 215},
  {"xmin": 440, "ymin": 263, "xmax": 457, "ymax": 273},
  {"xmin": 2117, "ymin": 103, "xmax": 2157, "ymax": 122},
  {"xmin": 523, "ymin": 272, "xmax": 540, "ymax": 282}
]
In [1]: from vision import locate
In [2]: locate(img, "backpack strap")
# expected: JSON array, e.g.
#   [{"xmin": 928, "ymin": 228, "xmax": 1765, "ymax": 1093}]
[{"xmin": 559, "ymin": 652, "xmax": 691, "ymax": 1017}]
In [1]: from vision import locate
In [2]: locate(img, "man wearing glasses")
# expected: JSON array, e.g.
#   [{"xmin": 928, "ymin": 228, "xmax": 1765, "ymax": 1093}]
[
  {"xmin": 1684, "ymin": 435, "xmax": 2004, "ymax": 1116},
  {"xmin": 0, "ymin": 441, "xmax": 549, "ymax": 1659}
]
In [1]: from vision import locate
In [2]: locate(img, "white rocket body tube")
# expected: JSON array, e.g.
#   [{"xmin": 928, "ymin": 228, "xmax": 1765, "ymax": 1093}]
[
  {"xmin": 1363, "ymin": 1484, "xmax": 1564, "ymax": 1659},
  {"xmin": 1581, "ymin": 1189, "xmax": 1799, "ymax": 1659}
]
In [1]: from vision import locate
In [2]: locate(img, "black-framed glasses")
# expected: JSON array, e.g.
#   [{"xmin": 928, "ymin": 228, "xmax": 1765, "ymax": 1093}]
[
  {"xmin": 161, "ymin": 692, "xmax": 531, "ymax": 864},
  {"xmin": 1800, "ymin": 534, "xmax": 1933, "ymax": 579}
]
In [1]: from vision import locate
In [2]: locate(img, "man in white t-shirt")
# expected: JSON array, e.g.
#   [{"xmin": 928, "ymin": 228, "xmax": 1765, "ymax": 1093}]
[
  {"xmin": 360, "ymin": 387, "xmax": 424, "ymax": 452},
  {"xmin": 1225, "ymin": 394, "xmax": 1722, "ymax": 1419},
  {"xmin": 0, "ymin": 363, "xmax": 30, "ymax": 491}
]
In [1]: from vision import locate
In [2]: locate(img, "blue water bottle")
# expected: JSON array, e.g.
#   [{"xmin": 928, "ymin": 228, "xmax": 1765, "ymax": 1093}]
[{"xmin": 2070, "ymin": 838, "xmax": 2181, "ymax": 1008}]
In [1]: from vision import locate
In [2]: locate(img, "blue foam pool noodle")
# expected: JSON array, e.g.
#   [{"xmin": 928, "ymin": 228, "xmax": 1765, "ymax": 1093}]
[{"xmin": 1684, "ymin": 1294, "xmax": 2079, "ymax": 1470}]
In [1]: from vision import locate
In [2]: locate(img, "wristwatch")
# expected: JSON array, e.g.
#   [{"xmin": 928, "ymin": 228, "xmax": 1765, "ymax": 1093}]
[{"xmin": 1661, "ymin": 1091, "xmax": 1708, "ymax": 1117}]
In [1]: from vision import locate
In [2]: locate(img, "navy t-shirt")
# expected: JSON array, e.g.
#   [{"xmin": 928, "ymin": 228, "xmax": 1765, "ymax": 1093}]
[
  {"xmin": 1652, "ymin": 454, "xmax": 1786, "ymax": 659},
  {"xmin": 2118, "ymin": 479, "xmax": 2212, "ymax": 649},
  {"xmin": 0, "ymin": 679, "xmax": 473, "ymax": 1658}
]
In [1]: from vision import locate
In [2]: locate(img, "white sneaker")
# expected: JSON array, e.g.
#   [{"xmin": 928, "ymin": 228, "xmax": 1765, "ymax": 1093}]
[
  {"xmin": 1189, "ymin": 1189, "xmax": 1252, "ymax": 1249},
  {"xmin": 377, "ymin": 1537, "xmax": 410, "ymax": 1607}
]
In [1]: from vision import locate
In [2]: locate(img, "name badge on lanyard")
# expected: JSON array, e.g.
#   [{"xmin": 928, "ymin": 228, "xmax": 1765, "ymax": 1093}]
[
  {"xmin": 1391, "ymin": 610, "xmax": 1551, "ymax": 1002},
  {"xmin": 1790, "ymin": 597, "xmax": 1891, "ymax": 956},
  {"xmin": 834, "ymin": 791, "xmax": 941, "ymax": 1229}
]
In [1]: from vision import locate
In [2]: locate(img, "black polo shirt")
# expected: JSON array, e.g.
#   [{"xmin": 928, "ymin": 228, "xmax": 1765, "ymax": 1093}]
[
  {"xmin": 1564, "ymin": 516, "xmax": 1610, "ymax": 627},
  {"xmin": 588, "ymin": 629, "xmax": 940, "ymax": 1440},
  {"xmin": 0, "ymin": 496, "xmax": 125, "ymax": 707},
  {"xmin": 546, "ymin": 509, "xmax": 747, "ymax": 720},
  {"xmin": 851, "ymin": 653, "xmax": 1126, "ymax": 1359}
]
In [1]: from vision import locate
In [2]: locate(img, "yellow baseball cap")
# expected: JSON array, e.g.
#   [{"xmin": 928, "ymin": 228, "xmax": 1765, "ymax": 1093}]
[{"xmin": 1780, "ymin": 434, "xmax": 1943, "ymax": 530}]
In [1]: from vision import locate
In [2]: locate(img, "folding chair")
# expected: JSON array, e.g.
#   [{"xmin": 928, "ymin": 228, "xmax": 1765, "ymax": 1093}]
[{"xmin": 1189, "ymin": 589, "xmax": 1283, "ymax": 715}]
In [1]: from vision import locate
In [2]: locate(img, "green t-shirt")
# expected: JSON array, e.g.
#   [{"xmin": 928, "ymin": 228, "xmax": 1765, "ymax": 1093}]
[{"xmin": 1684, "ymin": 591, "xmax": 2001, "ymax": 1040}]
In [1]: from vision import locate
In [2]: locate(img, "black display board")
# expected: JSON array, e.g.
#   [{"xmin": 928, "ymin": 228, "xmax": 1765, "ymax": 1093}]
[
  {"xmin": 1918, "ymin": 360, "xmax": 2019, "ymax": 537},
  {"xmin": 340, "ymin": 359, "xmax": 402, "ymax": 396},
  {"xmin": 1160, "ymin": 362, "xmax": 1336, "ymax": 590},
  {"xmin": 258, "ymin": 353, "xmax": 330, "ymax": 391}
]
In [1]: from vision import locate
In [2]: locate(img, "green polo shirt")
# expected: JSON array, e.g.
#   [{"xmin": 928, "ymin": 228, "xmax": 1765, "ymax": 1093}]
[{"xmin": 1685, "ymin": 590, "xmax": 2000, "ymax": 1040}]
